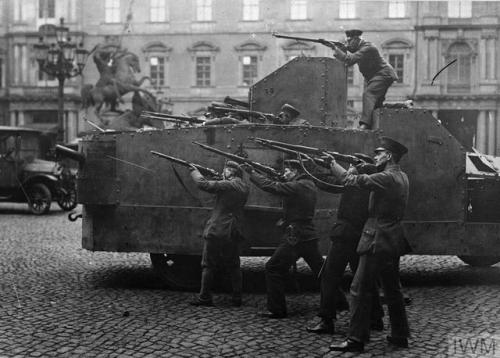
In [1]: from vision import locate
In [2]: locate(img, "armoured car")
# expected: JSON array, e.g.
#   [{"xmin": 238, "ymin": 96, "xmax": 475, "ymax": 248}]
[{"xmin": 67, "ymin": 57, "xmax": 500, "ymax": 289}]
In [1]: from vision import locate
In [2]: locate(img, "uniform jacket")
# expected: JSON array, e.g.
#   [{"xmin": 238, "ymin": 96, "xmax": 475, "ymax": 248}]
[
  {"xmin": 316, "ymin": 165, "xmax": 372, "ymax": 241},
  {"xmin": 191, "ymin": 170, "xmax": 249, "ymax": 240},
  {"xmin": 250, "ymin": 172, "xmax": 317, "ymax": 241},
  {"xmin": 341, "ymin": 40, "xmax": 398, "ymax": 81},
  {"xmin": 342, "ymin": 163, "xmax": 411, "ymax": 257}
]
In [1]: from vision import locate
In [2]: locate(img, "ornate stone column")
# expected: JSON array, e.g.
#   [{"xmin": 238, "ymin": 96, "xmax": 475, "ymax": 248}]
[
  {"xmin": 476, "ymin": 110, "xmax": 487, "ymax": 153},
  {"xmin": 17, "ymin": 111, "xmax": 24, "ymax": 126},
  {"xmin": 10, "ymin": 111, "xmax": 16, "ymax": 126},
  {"xmin": 487, "ymin": 110, "xmax": 496, "ymax": 155}
]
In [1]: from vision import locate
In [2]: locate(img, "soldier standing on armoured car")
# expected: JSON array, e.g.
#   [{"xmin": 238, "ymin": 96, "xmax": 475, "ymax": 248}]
[
  {"xmin": 242, "ymin": 159, "xmax": 323, "ymax": 319},
  {"xmin": 189, "ymin": 161, "xmax": 249, "ymax": 307},
  {"xmin": 329, "ymin": 137, "xmax": 411, "ymax": 353},
  {"xmin": 306, "ymin": 153, "xmax": 384, "ymax": 335},
  {"xmin": 321, "ymin": 30, "xmax": 398, "ymax": 130}
]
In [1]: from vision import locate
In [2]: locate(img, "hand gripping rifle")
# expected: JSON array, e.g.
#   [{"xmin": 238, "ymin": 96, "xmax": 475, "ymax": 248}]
[
  {"xmin": 272, "ymin": 32, "xmax": 347, "ymax": 51},
  {"xmin": 193, "ymin": 141, "xmax": 283, "ymax": 180},
  {"xmin": 151, "ymin": 150, "xmax": 221, "ymax": 179},
  {"xmin": 252, "ymin": 137, "xmax": 363, "ymax": 165}
]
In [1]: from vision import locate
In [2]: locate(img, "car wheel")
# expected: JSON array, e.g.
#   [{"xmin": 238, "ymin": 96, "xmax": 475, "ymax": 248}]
[
  {"xmin": 57, "ymin": 186, "xmax": 77, "ymax": 211},
  {"xmin": 28, "ymin": 183, "xmax": 52, "ymax": 215}
]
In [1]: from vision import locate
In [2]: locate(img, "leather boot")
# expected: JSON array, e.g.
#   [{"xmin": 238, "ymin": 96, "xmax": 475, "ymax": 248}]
[{"xmin": 306, "ymin": 318, "xmax": 334, "ymax": 334}]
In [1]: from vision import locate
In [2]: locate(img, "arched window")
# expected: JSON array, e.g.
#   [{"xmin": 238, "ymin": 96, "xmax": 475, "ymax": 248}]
[
  {"xmin": 142, "ymin": 42, "xmax": 172, "ymax": 88},
  {"xmin": 281, "ymin": 41, "xmax": 316, "ymax": 63},
  {"xmin": 234, "ymin": 41, "xmax": 267, "ymax": 86},
  {"xmin": 381, "ymin": 39, "xmax": 413, "ymax": 84},
  {"xmin": 188, "ymin": 41, "xmax": 219, "ymax": 87},
  {"xmin": 447, "ymin": 42, "xmax": 472, "ymax": 92}
]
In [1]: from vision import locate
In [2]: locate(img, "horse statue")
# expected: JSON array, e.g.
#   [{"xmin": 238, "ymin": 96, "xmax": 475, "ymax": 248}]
[{"xmin": 81, "ymin": 46, "xmax": 154, "ymax": 115}]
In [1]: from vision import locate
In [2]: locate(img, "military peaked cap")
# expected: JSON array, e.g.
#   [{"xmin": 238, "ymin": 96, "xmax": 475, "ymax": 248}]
[
  {"xmin": 281, "ymin": 103, "xmax": 300, "ymax": 117},
  {"xmin": 345, "ymin": 29, "xmax": 363, "ymax": 37},
  {"xmin": 374, "ymin": 137, "xmax": 408, "ymax": 157},
  {"xmin": 353, "ymin": 153, "xmax": 375, "ymax": 164},
  {"xmin": 225, "ymin": 160, "xmax": 243, "ymax": 176}
]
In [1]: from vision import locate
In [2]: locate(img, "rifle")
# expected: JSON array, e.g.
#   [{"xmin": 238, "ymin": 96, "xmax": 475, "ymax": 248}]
[
  {"xmin": 142, "ymin": 111, "xmax": 205, "ymax": 124},
  {"xmin": 140, "ymin": 113, "xmax": 191, "ymax": 125},
  {"xmin": 223, "ymin": 96, "xmax": 249, "ymax": 109},
  {"xmin": 193, "ymin": 141, "xmax": 283, "ymax": 180},
  {"xmin": 272, "ymin": 33, "xmax": 347, "ymax": 51},
  {"xmin": 207, "ymin": 104, "xmax": 277, "ymax": 123},
  {"xmin": 252, "ymin": 137, "xmax": 363, "ymax": 165},
  {"xmin": 251, "ymin": 138, "xmax": 331, "ymax": 169},
  {"xmin": 151, "ymin": 150, "xmax": 221, "ymax": 179}
]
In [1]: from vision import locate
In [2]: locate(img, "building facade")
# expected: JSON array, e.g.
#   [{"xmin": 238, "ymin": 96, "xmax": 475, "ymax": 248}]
[{"xmin": 0, "ymin": 0, "xmax": 498, "ymax": 153}]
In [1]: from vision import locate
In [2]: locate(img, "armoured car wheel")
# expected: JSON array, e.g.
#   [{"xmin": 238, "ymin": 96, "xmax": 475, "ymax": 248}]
[
  {"xmin": 150, "ymin": 253, "xmax": 201, "ymax": 291},
  {"xmin": 458, "ymin": 255, "xmax": 500, "ymax": 267},
  {"xmin": 27, "ymin": 183, "xmax": 52, "ymax": 215},
  {"xmin": 57, "ymin": 187, "xmax": 77, "ymax": 211}
]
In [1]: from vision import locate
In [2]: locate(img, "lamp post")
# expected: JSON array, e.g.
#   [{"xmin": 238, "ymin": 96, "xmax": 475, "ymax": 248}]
[{"xmin": 34, "ymin": 17, "xmax": 89, "ymax": 143}]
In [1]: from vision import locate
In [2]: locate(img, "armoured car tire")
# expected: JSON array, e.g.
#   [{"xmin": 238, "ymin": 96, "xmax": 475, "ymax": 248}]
[
  {"xmin": 27, "ymin": 183, "xmax": 52, "ymax": 215},
  {"xmin": 150, "ymin": 253, "xmax": 201, "ymax": 291},
  {"xmin": 458, "ymin": 255, "xmax": 500, "ymax": 267},
  {"xmin": 57, "ymin": 187, "xmax": 78, "ymax": 211}
]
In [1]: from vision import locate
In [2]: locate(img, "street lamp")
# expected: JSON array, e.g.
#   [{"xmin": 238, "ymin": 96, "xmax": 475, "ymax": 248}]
[{"xmin": 34, "ymin": 17, "xmax": 89, "ymax": 143}]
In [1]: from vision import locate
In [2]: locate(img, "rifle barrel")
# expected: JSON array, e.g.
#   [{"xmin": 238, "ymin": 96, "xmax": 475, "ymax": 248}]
[
  {"xmin": 193, "ymin": 141, "xmax": 281, "ymax": 179},
  {"xmin": 253, "ymin": 137, "xmax": 361, "ymax": 165},
  {"xmin": 151, "ymin": 150, "xmax": 221, "ymax": 178},
  {"xmin": 272, "ymin": 33, "xmax": 322, "ymax": 43}
]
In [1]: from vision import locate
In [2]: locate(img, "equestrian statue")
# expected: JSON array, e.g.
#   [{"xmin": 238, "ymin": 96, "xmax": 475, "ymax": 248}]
[{"xmin": 81, "ymin": 45, "xmax": 160, "ymax": 130}]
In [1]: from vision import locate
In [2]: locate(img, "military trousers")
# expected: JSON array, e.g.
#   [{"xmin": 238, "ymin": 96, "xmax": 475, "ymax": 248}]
[
  {"xmin": 348, "ymin": 254, "xmax": 410, "ymax": 343},
  {"xmin": 265, "ymin": 239, "xmax": 324, "ymax": 316},
  {"xmin": 359, "ymin": 74, "xmax": 395, "ymax": 128},
  {"xmin": 318, "ymin": 237, "xmax": 383, "ymax": 321},
  {"xmin": 199, "ymin": 236, "xmax": 242, "ymax": 302}
]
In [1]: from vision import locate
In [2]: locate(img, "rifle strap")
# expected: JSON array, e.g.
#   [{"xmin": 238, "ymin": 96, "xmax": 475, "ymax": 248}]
[{"xmin": 297, "ymin": 153, "xmax": 345, "ymax": 191}]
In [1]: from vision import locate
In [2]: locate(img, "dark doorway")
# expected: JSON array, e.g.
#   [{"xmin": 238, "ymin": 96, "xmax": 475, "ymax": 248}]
[{"xmin": 438, "ymin": 110, "xmax": 477, "ymax": 151}]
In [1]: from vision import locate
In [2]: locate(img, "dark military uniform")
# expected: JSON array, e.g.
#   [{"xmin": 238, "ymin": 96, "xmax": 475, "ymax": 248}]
[
  {"xmin": 316, "ymin": 165, "xmax": 383, "ymax": 323},
  {"xmin": 190, "ymin": 169, "xmax": 249, "ymax": 303},
  {"xmin": 342, "ymin": 163, "xmax": 411, "ymax": 343},
  {"xmin": 337, "ymin": 40, "xmax": 398, "ymax": 128},
  {"xmin": 250, "ymin": 172, "xmax": 324, "ymax": 316}
]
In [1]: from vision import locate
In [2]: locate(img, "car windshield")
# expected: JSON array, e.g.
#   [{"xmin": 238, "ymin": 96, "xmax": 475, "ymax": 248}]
[{"xmin": 19, "ymin": 133, "xmax": 41, "ymax": 162}]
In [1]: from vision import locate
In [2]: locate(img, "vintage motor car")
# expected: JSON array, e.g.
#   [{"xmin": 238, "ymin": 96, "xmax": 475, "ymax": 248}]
[{"xmin": 0, "ymin": 126, "xmax": 77, "ymax": 214}]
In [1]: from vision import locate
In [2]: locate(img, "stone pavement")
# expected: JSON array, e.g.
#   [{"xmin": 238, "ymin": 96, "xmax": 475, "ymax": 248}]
[{"xmin": 0, "ymin": 203, "xmax": 499, "ymax": 357}]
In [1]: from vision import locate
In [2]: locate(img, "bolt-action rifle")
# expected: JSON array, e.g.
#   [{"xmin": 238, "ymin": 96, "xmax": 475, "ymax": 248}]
[
  {"xmin": 193, "ymin": 141, "xmax": 283, "ymax": 180},
  {"xmin": 252, "ymin": 137, "xmax": 363, "ymax": 165},
  {"xmin": 151, "ymin": 150, "xmax": 221, "ymax": 179},
  {"xmin": 207, "ymin": 104, "xmax": 277, "ymax": 123},
  {"xmin": 251, "ymin": 138, "xmax": 331, "ymax": 169},
  {"xmin": 272, "ymin": 33, "xmax": 347, "ymax": 51},
  {"xmin": 142, "ymin": 111, "xmax": 205, "ymax": 124}
]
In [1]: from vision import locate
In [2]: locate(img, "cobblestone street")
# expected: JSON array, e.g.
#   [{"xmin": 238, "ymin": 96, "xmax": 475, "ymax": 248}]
[{"xmin": 1, "ymin": 204, "xmax": 499, "ymax": 358}]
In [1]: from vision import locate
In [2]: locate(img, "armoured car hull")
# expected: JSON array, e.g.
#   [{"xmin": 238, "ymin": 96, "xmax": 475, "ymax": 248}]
[{"xmin": 75, "ymin": 57, "xmax": 500, "ymax": 288}]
